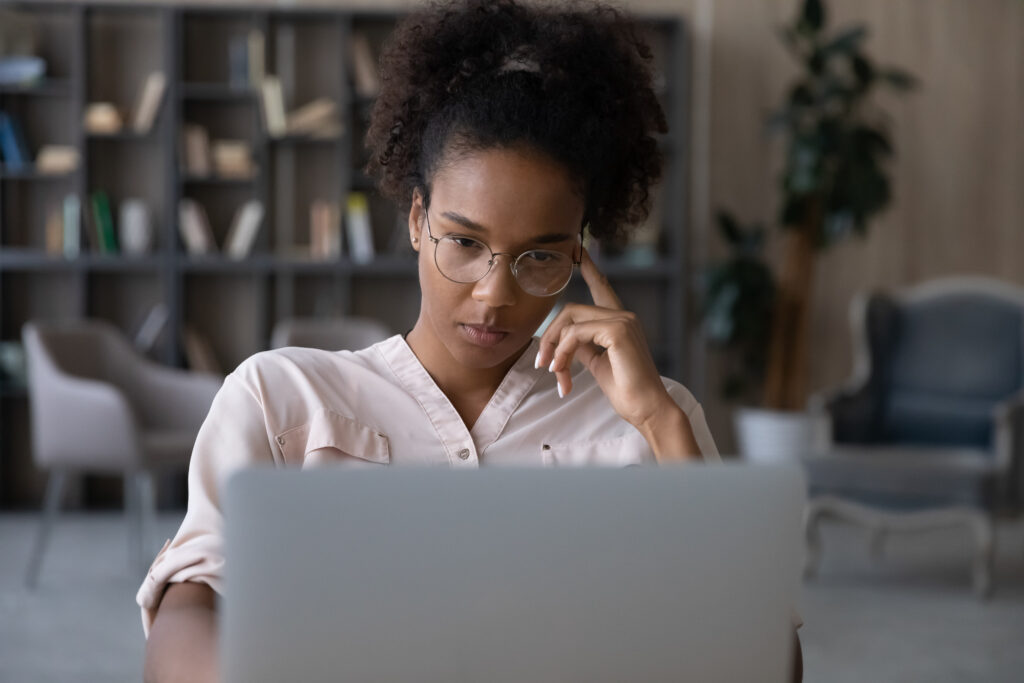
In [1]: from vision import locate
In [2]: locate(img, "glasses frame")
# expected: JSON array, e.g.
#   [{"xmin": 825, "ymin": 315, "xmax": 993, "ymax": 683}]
[{"xmin": 422, "ymin": 206, "xmax": 584, "ymax": 298}]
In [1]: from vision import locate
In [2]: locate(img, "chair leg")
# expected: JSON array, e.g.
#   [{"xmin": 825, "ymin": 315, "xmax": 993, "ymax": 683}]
[
  {"xmin": 971, "ymin": 514, "xmax": 995, "ymax": 599},
  {"xmin": 24, "ymin": 470, "xmax": 68, "ymax": 590},
  {"xmin": 136, "ymin": 471, "xmax": 156, "ymax": 576},
  {"xmin": 803, "ymin": 502, "xmax": 824, "ymax": 579}
]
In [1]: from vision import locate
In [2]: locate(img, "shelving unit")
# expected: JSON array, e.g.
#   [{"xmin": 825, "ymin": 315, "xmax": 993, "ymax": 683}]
[{"xmin": 0, "ymin": 1, "xmax": 691, "ymax": 508}]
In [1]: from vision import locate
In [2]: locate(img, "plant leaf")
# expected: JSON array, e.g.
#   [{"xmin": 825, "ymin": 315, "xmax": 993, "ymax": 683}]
[
  {"xmin": 822, "ymin": 25, "xmax": 869, "ymax": 54},
  {"xmin": 801, "ymin": 0, "xmax": 825, "ymax": 32},
  {"xmin": 716, "ymin": 210, "xmax": 743, "ymax": 246},
  {"xmin": 880, "ymin": 68, "xmax": 918, "ymax": 90}
]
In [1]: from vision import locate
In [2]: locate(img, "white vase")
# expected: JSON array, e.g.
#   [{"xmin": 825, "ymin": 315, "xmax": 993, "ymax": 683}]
[{"xmin": 733, "ymin": 407, "xmax": 831, "ymax": 464}]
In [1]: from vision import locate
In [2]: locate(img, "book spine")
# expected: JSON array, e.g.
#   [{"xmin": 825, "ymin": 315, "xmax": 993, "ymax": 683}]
[
  {"xmin": 63, "ymin": 194, "xmax": 81, "ymax": 258},
  {"xmin": 91, "ymin": 192, "xmax": 118, "ymax": 254},
  {"xmin": 0, "ymin": 112, "xmax": 28, "ymax": 170},
  {"xmin": 346, "ymin": 192, "xmax": 375, "ymax": 264}
]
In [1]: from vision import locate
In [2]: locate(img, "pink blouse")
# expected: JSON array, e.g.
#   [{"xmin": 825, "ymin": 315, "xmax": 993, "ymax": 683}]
[{"xmin": 136, "ymin": 334, "xmax": 719, "ymax": 636}]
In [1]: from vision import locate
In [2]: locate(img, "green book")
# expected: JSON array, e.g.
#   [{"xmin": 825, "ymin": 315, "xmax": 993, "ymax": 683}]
[{"xmin": 90, "ymin": 192, "xmax": 118, "ymax": 254}]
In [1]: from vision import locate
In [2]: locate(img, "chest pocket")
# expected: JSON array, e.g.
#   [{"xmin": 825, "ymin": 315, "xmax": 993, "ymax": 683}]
[
  {"xmin": 541, "ymin": 431, "xmax": 655, "ymax": 467},
  {"xmin": 276, "ymin": 409, "xmax": 390, "ymax": 469}
]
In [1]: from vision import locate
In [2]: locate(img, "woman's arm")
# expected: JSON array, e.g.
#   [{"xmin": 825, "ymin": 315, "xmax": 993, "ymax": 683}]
[{"xmin": 144, "ymin": 582, "xmax": 219, "ymax": 683}]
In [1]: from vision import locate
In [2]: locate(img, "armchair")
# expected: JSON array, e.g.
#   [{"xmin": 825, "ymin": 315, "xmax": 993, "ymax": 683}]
[
  {"xmin": 270, "ymin": 316, "xmax": 391, "ymax": 351},
  {"xmin": 21, "ymin": 319, "xmax": 222, "ymax": 587},
  {"xmin": 803, "ymin": 277, "xmax": 1024, "ymax": 596}
]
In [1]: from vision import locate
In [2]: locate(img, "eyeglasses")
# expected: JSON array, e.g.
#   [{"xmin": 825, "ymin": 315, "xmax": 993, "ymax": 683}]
[{"xmin": 423, "ymin": 208, "xmax": 582, "ymax": 297}]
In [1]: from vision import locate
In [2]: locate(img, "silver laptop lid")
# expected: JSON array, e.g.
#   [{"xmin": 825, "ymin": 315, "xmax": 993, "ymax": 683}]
[{"xmin": 223, "ymin": 465, "xmax": 804, "ymax": 683}]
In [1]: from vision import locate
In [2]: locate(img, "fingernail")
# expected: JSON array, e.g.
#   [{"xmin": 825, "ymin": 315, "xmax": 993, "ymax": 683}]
[
  {"xmin": 557, "ymin": 382, "xmax": 565, "ymax": 399},
  {"xmin": 534, "ymin": 351, "xmax": 541, "ymax": 370},
  {"xmin": 548, "ymin": 359, "xmax": 557, "ymax": 373}
]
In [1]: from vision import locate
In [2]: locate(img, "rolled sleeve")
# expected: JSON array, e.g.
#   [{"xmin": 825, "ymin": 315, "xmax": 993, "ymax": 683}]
[
  {"xmin": 664, "ymin": 380, "xmax": 720, "ymax": 462},
  {"xmin": 135, "ymin": 371, "xmax": 276, "ymax": 638}
]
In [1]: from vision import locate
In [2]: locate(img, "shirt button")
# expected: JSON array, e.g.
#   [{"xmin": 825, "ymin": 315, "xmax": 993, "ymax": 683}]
[
  {"xmin": 276, "ymin": 436, "xmax": 285, "ymax": 445},
  {"xmin": 457, "ymin": 448, "xmax": 471, "ymax": 460}
]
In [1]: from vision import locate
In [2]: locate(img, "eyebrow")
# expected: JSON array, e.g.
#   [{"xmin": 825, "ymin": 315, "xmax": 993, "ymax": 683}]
[{"xmin": 440, "ymin": 210, "xmax": 574, "ymax": 245}]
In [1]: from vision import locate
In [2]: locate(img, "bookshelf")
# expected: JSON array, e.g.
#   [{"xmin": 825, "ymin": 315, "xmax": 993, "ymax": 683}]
[{"xmin": 0, "ymin": 1, "xmax": 691, "ymax": 508}]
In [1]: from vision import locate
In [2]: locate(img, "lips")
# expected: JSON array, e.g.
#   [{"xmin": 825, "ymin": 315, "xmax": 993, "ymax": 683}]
[{"xmin": 459, "ymin": 323, "xmax": 510, "ymax": 347}]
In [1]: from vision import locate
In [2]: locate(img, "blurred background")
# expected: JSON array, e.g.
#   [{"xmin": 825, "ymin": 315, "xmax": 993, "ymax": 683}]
[{"xmin": 0, "ymin": 0, "xmax": 1021, "ymax": 681}]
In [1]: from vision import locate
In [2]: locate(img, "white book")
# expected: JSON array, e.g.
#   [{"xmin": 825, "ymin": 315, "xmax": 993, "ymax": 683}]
[
  {"xmin": 248, "ymin": 29, "xmax": 266, "ymax": 86},
  {"xmin": 132, "ymin": 71, "xmax": 167, "ymax": 134},
  {"xmin": 178, "ymin": 198, "xmax": 216, "ymax": 254},
  {"xmin": 224, "ymin": 199, "xmax": 264, "ymax": 260},
  {"xmin": 286, "ymin": 98, "xmax": 339, "ymax": 136},
  {"xmin": 260, "ymin": 76, "xmax": 287, "ymax": 137},
  {"xmin": 62, "ymin": 194, "xmax": 80, "ymax": 259},
  {"xmin": 134, "ymin": 302, "xmax": 169, "ymax": 353},
  {"xmin": 345, "ymin": 192, "xmax": 375, "ymax": 264},
  {"xmin": 351, "ymin": 34, "xmax": 380, "ymax": 98},
  {"xmin": 182, "ymin": 124, "xmax": 212, "ymax": 176}
]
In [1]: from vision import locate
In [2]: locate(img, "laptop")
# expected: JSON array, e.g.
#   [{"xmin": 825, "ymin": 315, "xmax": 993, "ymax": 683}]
[{"xmin": 222, "ymin": 464, "xmax": 805, "ymax": 683}]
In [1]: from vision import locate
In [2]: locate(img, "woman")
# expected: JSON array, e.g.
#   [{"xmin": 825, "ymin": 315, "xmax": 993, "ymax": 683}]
[{"xmin": 142, "ymin": 1, "xmax": 799, "ymax": 680}]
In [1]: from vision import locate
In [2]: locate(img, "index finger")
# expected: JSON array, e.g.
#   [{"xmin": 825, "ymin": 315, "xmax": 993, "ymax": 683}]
[{"xmin": 580, "ymin": 247, "xmax": 623, "ymax": 310}]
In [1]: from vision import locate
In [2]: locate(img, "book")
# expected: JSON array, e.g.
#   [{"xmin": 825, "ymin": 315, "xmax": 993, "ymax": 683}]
[
  {"xmin": 223, "ymin": 199, "xmax": 264, "ymax": 260},
  {"xmin": 345, "ymin": 192, "xmax": 375, "ymax": 263},
  {"xmin": 182, "ymin": 124, "xmax": 212, "ymax": 176},
  {"xmin": 90, "ymin": 191, "xmax": 118, "ymax": 254},
  {"xmin": 134, "ymin": 302, "xmax": 169, "ymax": 354},
  {"xmin": 310, "ymin": 199, "xmax": 342, "ymax": 260},
  {"xmin": 351, "ymin": 34, "xmax": 380, "ymax": 98},
  {"xmin": 0, "ymin": 110, "xmax": 31, "ymax": 170},
  {"xmin": 260, "ymin": 76, "xmax": 287, "ymax": 137},
  {"xmin": 182, "ymin": 325, "xmax": 223, "ymax": 375},
  {"xmin": 286, "ymin": 98, "xmax": 340, "ymax": 137},
  {"xmin": 178, "ymin": 198, "xmax": 217, "ymax": 255},
  {"xmin": 35, "ymin": 145, "xmax": 79, "ymax": 175},
  {"xmin": 83, "ymin": 102, "xmax": 123, "ymax": 134},
  {"xmin": 211, "ymin": 140, "xmax": 254, "ymax": 179},
  {"xmin": 132, "ymin": 71, "xmax": 166, "ymax": 134},
  {"xmin": 119, "ymin": 198, "xmax": 153, "ymax": 255},
  {"xmin": 247, "ymin": 29, "xmax": 265, "ymax": 86},
  {"xmin": 45, "ymin": 207, "xmax": 62, "ymax": 255},
  {"xmin": 62, "ymin": 194, "xmax": 80, "ymax": 258},
  {"xmin": 228, "ymin": 36, "xmax": 249, "ymax": 89}
]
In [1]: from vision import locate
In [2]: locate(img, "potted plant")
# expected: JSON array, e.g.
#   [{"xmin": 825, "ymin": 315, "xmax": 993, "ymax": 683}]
[{"xmin": 703, "ymin": 0, "xmax": 915, "ymax": 461}]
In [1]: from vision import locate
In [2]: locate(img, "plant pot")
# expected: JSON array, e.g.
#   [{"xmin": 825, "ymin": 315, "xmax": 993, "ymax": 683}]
[{"xmin": 733, "ymin": 407, "xmax": 831, "ymax": 464}]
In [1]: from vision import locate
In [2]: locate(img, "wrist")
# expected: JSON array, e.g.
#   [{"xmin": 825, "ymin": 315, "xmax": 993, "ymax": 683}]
[{"xmin": 637, "ymin": 400, "xmax": 701, "ymax": 462}]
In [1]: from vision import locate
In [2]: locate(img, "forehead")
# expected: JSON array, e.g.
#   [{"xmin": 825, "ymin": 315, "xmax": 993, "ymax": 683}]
[{"xmin": 428, "ymin": 146, "xmax": 585, "ymax": 235}]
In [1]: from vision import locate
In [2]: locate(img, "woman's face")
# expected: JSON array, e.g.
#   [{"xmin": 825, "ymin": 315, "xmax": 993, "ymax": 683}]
[{"xmin": 408, "ymin": 145, "xmax": 585, "ymax": 371}]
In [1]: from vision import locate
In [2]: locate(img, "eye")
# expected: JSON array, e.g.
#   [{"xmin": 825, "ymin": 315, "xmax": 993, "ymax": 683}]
[
  {"xmin": 448, "ymin": 236, "xmax": 485, "ymax": 250},
  {"xmin": 524, "ymin": 250, "xmax": 559, "ymax": 264}
]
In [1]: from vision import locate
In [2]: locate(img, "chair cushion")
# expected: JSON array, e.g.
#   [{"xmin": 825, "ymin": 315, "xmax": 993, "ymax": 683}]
[{"xmin": 803, "ymin": 446, "xmax": 1004, "ymax": 510}]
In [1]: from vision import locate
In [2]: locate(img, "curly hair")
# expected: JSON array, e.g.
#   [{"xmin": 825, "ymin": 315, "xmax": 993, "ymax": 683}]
[{"xmin": 364, "ymin": 0, "xmax": 667, "ymax": 244}]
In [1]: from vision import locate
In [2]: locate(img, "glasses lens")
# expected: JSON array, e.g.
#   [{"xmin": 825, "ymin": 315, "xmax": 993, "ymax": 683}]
[
  {"xmin": 515, "ymin": 250, "xmax": 573, "ymax": 296},
  {"xmin": 435, "ymin": 235, "xmax": 493, "ymax": 283}
]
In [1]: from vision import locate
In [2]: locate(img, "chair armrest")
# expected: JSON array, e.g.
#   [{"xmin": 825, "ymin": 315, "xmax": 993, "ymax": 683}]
[
  {"xmin": 29, "ymin": 373, "xmax": 139, "ymax": 470},
  {"xmin": 129, "ymin": 360, "xmax": 223, "ymax": 431},
  {"xmin": 815, "ymin": 383, "xmax": 879, "ymax": 445}
]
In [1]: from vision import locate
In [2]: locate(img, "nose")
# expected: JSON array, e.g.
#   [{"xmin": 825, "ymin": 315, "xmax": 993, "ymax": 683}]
[{"xmin": 471, "ymin": 254, "xmax": 518, "ymax": 308}]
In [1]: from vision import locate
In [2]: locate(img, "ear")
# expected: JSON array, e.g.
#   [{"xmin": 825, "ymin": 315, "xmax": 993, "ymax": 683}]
[{"xmin": 408, "ymin": 189, "xmax": 424, "ymax": 253}]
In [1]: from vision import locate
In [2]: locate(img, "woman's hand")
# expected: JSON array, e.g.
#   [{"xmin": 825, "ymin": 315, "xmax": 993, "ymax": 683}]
[{"xmin": 534, "ymin": 248, "xmax": 701, "ymax": 461}]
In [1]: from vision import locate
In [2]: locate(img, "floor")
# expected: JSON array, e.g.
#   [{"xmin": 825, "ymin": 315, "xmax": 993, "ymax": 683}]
[{"xmin": 1, "ymin": 512, "xmax": 1022, "ymax": 682}]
